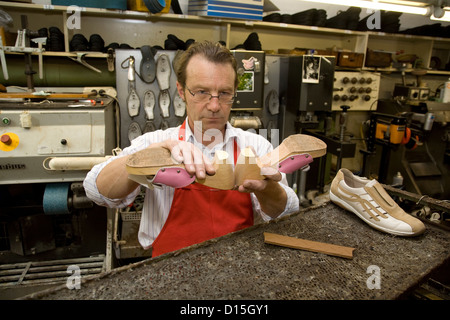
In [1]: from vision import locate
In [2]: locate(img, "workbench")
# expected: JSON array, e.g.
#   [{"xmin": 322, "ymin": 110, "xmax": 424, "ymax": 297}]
[{"xmin": 21, "ymin": 201, "xmax": 449, "ymax": 301}]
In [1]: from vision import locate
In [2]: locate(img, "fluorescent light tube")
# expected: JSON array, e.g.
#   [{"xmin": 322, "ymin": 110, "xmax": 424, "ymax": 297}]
[
  {"xmin": 300, "ymin": 0, "xmax": 430, "ymax": 15},
  {"xmin": 431, "ymin": 10, "xmax": 450, "ymax": 21}
]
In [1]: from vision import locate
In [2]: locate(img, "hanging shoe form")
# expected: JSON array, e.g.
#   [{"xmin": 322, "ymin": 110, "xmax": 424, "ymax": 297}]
[
  {"xmin": 173, "ymin": 89, "xmax": 186, "ymax": 117},
  {"xmin": 128, "ymin": 121, "xmax": 142, "ymax": 143},
  {"xmin": 140, "ymin": 45, "xmax": 156, "ymax": 83},
  {"xmin": 143, "ymin": 120, "xmax": 156, "ymax": 133},
  {"xmin": 143, "ymin": 89, "xmax": 156, "ymax": 120},
  {"xmin": 156, "ymin": 53, "xmax": 171, "ymax": 91},
  {"xmin": 160, "ymin": 119, "xmax": 169, "ymax": 130},
  {"xmin": 126, "ymin": 56, "xmax": 140, "ymax": 118},
  {"xmin": 159, "ymin": 90, "xmax": 171, "ymax": 118}
]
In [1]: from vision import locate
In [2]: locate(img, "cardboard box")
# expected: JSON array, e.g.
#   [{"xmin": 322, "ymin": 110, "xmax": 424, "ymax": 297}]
[
  {"xmin": 51, "ymin": 0, "xmax": 127, "ymax": 10},
  {"xmin": 338, "ymin": 52, "xmax": 364, "ymax": 68},
  {"xmin": 188, "ymin": 0, "xmax": 263, "ymax": 21},
  {"xmin": 365, "ymin": 49, "xmax": 392, "ymax": 68}
]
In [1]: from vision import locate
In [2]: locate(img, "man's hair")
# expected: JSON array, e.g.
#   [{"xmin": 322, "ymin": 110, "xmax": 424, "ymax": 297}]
[{"xmin": 175, "ymin": 40, "xmax": 238, "ymax": 89}]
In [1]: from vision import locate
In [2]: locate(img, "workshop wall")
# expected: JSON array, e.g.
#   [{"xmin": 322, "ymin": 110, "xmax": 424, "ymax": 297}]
[{"xmin": 11, "ymin": 0, "xmax": 450, "ymax": 176}]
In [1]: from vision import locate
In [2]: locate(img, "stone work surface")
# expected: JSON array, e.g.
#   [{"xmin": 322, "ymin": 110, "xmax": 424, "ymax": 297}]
[{"xmin": 24, "ymin": 202, "xmax": 450, "ymax": 300}]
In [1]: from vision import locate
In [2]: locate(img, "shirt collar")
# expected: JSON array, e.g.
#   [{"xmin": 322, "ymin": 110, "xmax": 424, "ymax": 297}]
[{"xmin": 183, "ymin": 117, "xmax": 237, "ymax": 146}]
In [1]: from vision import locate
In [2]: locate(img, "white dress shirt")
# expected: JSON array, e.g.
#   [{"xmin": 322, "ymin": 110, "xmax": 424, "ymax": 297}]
[{"xmin": 83, "ymin": 120, "xmax": 299, "ymax": 249}]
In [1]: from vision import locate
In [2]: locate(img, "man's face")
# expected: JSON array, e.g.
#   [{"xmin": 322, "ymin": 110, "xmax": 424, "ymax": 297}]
[{"xmin": 177, "ymin": 54, "xmax": 236, "ymax": 139}]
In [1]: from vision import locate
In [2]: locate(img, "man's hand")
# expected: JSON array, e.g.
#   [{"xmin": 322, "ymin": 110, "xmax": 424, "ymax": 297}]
[
  {"xmin": 236, "ymin": 171, "xmax": 282, "ymax": 193},
  {"xmin": 237, "ymin": 172, "xmax": 287, "ymax": 219},
  {"xmin": 154, "ymin": 140, "xmax": 216, "ymax": 180}
]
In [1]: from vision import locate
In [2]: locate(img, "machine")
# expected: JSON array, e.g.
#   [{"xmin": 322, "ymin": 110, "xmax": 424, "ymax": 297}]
[
  {"xmin": 278, "ymin": 54, "xmax": 355, "ymax": 198},
  {"xmin": 332, "ymin": 71, "xmax": 381, "ymax": 111},
  {"xmin": 231, "ymin": 51, "xmax": 287, "ymax": 142},
  {"xmin": 0, "ymin": 89, "xmax": 117, "ymax": 292},
  {"xmin": 367, "ymin": 98, "xmax": 450, "ymax": 199}
]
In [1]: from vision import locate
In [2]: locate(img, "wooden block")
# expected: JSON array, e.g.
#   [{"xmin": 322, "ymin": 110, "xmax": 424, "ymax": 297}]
[
  {"xmin": 263, "ymin": 232, "xmax": 355, "ymax": 259},
  {"xmin": 196, "ymin": 150, "xmax": 234, "ymax": 190},
  {"xmin": 234, "ymin": 147, "xmax": 265, "ymax": 186}
]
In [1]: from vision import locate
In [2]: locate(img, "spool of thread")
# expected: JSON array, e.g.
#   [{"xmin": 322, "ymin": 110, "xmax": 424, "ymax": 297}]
[{"xmin": 43, "ymin": 183, "xmax": 71, "ymax": 215}]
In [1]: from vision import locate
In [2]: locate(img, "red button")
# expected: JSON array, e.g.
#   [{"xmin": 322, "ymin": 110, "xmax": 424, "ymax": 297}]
[{"xmin": 1, "ymin": 134, "xmax": 12, "ymax": 145}]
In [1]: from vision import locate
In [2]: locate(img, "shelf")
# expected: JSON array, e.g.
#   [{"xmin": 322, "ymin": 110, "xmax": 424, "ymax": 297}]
[
  {"xmin": 366, "ymin": 30, "xmax": 450, "ymax": 43},
  {"xmin": 362, "ymin": 67, "xmax": 449, "ymax": 75},
  {"xmin": 0, "ymin": 2, "xmax": 389, "ymax": 37},
  {"xmin": 0, "ymin": 1, "xmax": 448, "ymax": 75},
  {"xmin": 3, "ymin": 50, "xmax": 107, "ymax": 58}
]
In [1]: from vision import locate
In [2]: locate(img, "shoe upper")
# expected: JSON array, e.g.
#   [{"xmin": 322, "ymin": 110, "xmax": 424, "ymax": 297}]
[{"xmin": 330, "ymin": 168, "xmax": 425, "ymax": 236}]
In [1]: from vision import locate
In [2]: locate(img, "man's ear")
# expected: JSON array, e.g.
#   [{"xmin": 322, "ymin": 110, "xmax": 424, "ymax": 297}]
[{"xmin": 176, "ymin": 81, "xmax": 185, "ymax": 101}]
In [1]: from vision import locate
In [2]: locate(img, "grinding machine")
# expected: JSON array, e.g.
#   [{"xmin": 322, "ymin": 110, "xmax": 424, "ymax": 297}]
[{"xmin": 0, "ymin": 88, "xmax": 117, "ymax": 293}]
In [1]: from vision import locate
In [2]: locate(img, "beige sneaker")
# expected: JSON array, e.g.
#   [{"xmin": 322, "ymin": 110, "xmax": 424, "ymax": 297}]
[{"xmin": 330, "ymin": 168, "xmax": 425, "ymax": 236}]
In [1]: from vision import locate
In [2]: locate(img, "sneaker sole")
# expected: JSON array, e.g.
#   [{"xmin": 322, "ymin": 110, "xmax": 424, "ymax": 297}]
[{"xmin": 329, "ymin": 190, "xmax": 415, "ymax": 236}]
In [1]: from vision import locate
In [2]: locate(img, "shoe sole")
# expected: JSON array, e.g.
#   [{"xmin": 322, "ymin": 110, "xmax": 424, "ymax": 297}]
[{"xmin": 329, "ymin": 190, "xmax": 416, "ymax": 236}]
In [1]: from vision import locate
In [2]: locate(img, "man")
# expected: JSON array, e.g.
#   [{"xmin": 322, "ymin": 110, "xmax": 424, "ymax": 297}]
[{"xmin": 84, "ymin": 41, "xmax": 299, "ymax": 257}]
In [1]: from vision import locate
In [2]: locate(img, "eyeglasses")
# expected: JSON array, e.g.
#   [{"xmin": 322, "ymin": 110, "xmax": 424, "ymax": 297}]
[{"xmin": 185, "ymin": 86, "xmax": 236, "ymax": 105}]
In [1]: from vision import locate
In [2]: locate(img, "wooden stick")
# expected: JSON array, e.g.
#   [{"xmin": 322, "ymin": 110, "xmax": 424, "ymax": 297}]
[{"xmin": 263, "ymin": 232, "xmax": 355, "ymax": 259}]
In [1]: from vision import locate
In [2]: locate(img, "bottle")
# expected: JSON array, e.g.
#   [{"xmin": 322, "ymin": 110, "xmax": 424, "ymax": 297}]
[{"xmin": 392, "ymin": 172, "xmax": 404, "ymax": 187}]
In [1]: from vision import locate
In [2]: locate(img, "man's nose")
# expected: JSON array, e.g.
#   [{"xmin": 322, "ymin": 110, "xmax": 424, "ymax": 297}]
[{"xmin": 206, "ymin": 96, "xmax": 221, "ymax": 112}]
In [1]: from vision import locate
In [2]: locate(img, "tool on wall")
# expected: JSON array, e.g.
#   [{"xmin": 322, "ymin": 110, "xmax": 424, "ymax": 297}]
[{"xmin": 31, "ymin": 37, "xmax": 46, "ymax": 79}]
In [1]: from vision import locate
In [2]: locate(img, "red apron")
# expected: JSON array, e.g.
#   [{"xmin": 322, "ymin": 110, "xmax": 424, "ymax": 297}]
[{"xmin": 151, "ymin": 121, "xmax": 253, "ymax": 257}]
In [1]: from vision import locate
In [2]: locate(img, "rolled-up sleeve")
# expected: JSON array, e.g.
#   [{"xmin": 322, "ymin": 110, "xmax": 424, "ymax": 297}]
[
  {"xmin": 236, "ymin": 130, "xmax": 299, "ymax": 222},
  {"xmin": 250, "ymin": 173, "xmax": 299, "ymax": 222},
  {"xmin": 83, "ymin": 153, "xmax": 141, "ymax": 208},
  {"xmin": 83, "ymin": 127, "xmax": 180, "ymax": 208}
]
